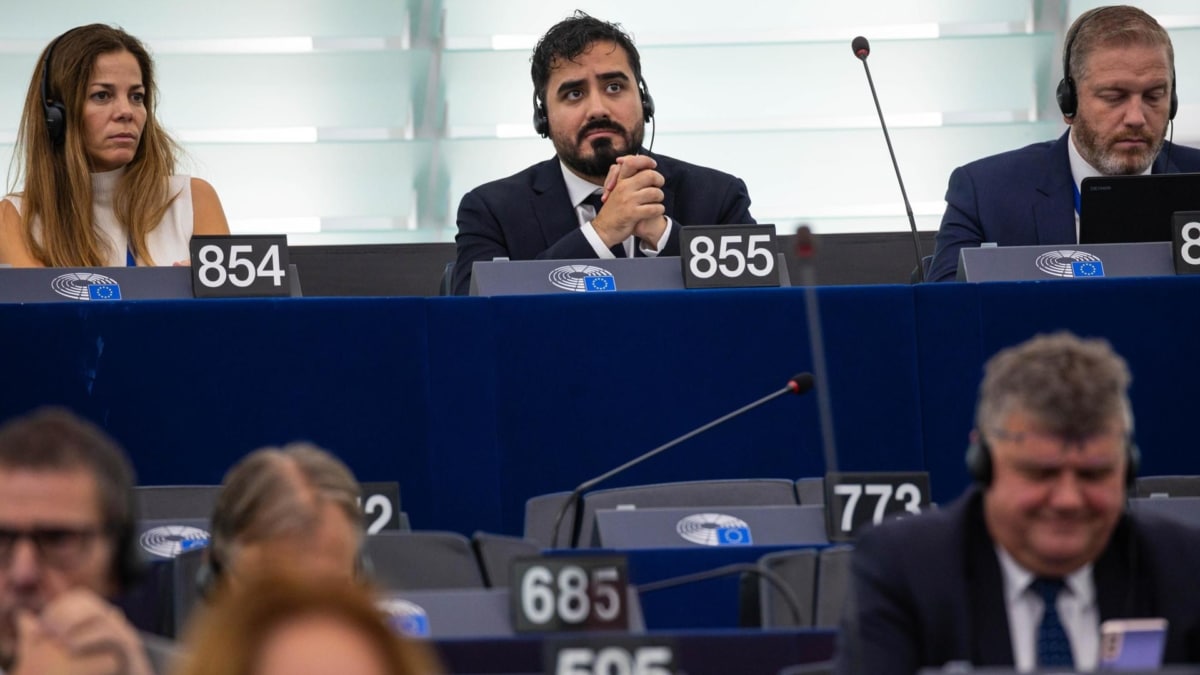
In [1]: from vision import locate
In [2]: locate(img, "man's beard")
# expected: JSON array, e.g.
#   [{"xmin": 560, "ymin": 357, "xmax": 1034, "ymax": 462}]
[
  {"xmin": 553, "ymin": 119, "xmax": 644, "ymax": 180},
  {"xmin": 1073, "ymin": 115, "xmax": 1165, "ymax": 175}
]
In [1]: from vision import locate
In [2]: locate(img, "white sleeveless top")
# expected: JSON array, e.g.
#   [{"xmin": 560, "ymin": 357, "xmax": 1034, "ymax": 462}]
[{"xmin": 4, "ymin": 168, "xmax": 193, "ymax": 266}]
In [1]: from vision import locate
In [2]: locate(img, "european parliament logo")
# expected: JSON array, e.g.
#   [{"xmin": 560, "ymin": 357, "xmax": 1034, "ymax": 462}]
[
  {"xmin": 50, "ymin": 272, "xmax": 122, "ymax": 301},
  {"xmin": 377, "ymin": 597, "xmax": 430, "ymax": 638},
  {"xmin": 583, "ymin": 275, "xmax": 617, "ymax": 292},
  {"xmin": 548, "ymin": 264, "xmax": 616, "ymax": 292},
  {"xmin": 1071, "ymin": 261, "xmax": 1105, "ymax": 277},
  {"xmin": 676, "ymin": 513, "xmax": 753, "ymax": 546},
  {"xmin": 715, "ymin": 526, "xmax": 753, "ymax": 546},
  {"xmin": 139, "ymin": 525, "xmax": 211, "ymax": 559},
  {"xmin": 1035, "ymin": 250, "xmax": 1104, "ymax": 278},
  {"xmin": 88, "ymin": 283, "xmax": 122, "ymax": 300}
]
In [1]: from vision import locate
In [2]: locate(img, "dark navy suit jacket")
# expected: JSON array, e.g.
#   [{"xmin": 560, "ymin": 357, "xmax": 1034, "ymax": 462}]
[
  {"xmin": 836, "ymin": 487, "xmax": 1200, "ymax": 675},
  {"xmin": 452, "ymin": 152, "xmax": 754, "ymax": 295},
  {"xmin": 928, "ymin": 132, "xmax": 1200, "ymax": 281}
]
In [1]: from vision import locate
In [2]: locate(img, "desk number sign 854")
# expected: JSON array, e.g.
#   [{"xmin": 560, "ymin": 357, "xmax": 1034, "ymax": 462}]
[{"xmin": 189, "ymin": 235, "xmax": 290, "ymax": 298}]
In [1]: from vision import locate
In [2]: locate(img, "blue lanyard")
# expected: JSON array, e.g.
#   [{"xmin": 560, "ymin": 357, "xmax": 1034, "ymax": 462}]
[
  {"xmin": 126, "ymin": 248, "xmax": 136, "ymax": 267},
  {"xmin": 1072, "ymin": 182, "xmax": 1081, "ymax": 215}
]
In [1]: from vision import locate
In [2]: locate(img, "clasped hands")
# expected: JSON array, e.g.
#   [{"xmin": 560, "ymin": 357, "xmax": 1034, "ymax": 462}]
[
  {"xmin": 10, "ymin": 590, "xmax": 152, "ymax": 675},
  {"xmin": 594, "ymin": 155, "xmax": 668, "ymax": 251}
]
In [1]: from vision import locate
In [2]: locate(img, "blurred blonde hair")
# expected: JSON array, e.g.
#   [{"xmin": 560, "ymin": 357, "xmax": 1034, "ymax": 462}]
[
  {"xmin": 174, "ymin": 572, "xmax": 442, "ymax": 675},
  {"xmin": 208, "ymin": 443, "xmax": 364, "ymax": 579}
]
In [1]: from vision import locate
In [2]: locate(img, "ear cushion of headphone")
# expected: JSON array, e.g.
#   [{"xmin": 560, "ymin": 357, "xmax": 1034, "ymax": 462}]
[
  {"xmin": 1169, "ymin": 81, "xmax": 1179, "ymax": 121},
  {"xmin": 195, "ymin": 550, "xmax": 220, "ymax": 600},
  {"xmin": 1126, "ymin": 442, "xmax": 1141, "ymax": 488},
  {"xmin": 1056, "ymin": 77, "xmax": 1077, "ymax": 118},
  {"xmin": 532, "ymin": 103, "xmax": 549, "ymax": 138},
  {"xmin": 965, "ymin": 439, "xmax": 992, "ymax": 486},
  {"xmin": 114, "ymin": 521, "xmax": 143, "ymax": 590},
  {"xmin": 641, "ymin": 88, "xmax": 655, "ymax": 122},
  {"xmin": 44, "ymin": 101, "xmax": 66, "ymax": 144},
  {"xmin": 357, "ymin": 547, "xmax": 373, "ymax": 580}
]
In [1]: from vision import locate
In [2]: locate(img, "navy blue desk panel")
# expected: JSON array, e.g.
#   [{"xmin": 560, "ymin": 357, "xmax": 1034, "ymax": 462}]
[
  {"xmin": 0, "ymin": 297, "xmax": 441, "ymax": 528},
  {"xmin": 434, "ymin": 628, "xmax": 837, "ymax": 675},
  {"xmin": 0, "ymin": 286, "xmax": 925, "ymax": 535},
  {"xmin": 630, "ymin": 545, "xmax": 810, "ymax": 629},
  {"xmin": 914, "ymin": 275, "xmax": 1200, "ymax": 505},
  {"xmin": 546, "ymin": 545, "xmax": 810, "ymax": 629},
  {"xmin": 483, "ymin": 287, "xmax": 925, "ymax": 535}
]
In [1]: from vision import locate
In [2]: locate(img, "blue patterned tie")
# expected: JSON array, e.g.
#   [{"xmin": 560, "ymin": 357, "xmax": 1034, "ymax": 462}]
[
  {"xmin": 582, "ymin": 192, "xmax": 625, "ymax": 257},
  {"xmin": 1031, "ymin": 577, "xmax": 1074, "ymax": 669}
]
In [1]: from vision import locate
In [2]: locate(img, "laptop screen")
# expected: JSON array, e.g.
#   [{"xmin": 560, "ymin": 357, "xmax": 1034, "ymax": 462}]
[{"xmin": 1080, "ymin": 172, "xmax": 1200, "ymax": 244}]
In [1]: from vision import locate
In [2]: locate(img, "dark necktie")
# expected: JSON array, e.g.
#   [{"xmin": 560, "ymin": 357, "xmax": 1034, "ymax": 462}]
[
  {"xmin": 1031, "ymin": 577, "xmax": 1075, "ymax": 669},
  {"xmin": 582, "ymin": 192, "xmax": 626, "ymax": 258}
]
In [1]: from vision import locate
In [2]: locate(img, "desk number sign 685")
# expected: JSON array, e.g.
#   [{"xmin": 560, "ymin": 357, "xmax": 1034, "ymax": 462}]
[{"xmin": 511, "ymin": 556, "xmax": 630, "ymax": 633}]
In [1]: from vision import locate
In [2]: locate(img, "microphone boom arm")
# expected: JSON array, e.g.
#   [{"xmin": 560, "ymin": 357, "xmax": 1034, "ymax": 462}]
[{"xmin": 549, "ymin": 376, "xmax": 812, "ymax": 548}]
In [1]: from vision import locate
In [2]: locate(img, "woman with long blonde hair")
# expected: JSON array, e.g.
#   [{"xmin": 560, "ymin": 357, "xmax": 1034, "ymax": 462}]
[{"xmin": 0, "ymin": 24, "xmax": 229, "ymax": 267}]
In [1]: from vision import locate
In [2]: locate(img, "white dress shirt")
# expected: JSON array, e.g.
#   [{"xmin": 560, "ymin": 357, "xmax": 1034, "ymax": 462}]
[
  {"xmin": 996, "ymin": 546, "xmax": 1100, "ymax": 671},
  {"xmin": 559, "ymin": 162, "xmax": 672, "ymax": 259}
]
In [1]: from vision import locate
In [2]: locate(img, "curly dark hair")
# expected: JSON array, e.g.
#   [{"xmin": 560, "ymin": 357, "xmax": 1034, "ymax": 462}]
[{"xmin": 530, "ymin": 11, "xmax": 644, "ymax": 105}]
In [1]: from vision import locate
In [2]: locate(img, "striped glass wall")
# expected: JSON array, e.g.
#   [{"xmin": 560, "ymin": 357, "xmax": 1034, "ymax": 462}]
[{"xmin": 1, "ymin": 1, "xmax": 1196, "ymax": 244}]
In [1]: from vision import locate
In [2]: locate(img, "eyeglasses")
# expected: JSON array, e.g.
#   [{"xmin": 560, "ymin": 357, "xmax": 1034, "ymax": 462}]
[{"xmin": 0, "ymin": 527, "xmax": 103, "ymax": 569}]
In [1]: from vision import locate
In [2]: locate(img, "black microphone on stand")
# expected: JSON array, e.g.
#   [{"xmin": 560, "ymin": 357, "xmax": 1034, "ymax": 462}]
[
  {"xmin": 852, "ymin": 36, "xmax": 926, "ymax": 282},
  {"xmin": 549, "ymin": 373, "xmax": 816, "ymax": 548}
]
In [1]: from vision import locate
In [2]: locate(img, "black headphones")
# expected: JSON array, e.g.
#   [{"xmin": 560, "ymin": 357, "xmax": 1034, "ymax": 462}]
[
  {"xmin": 532, "ymin": 78, "xmax": 655, "ymax": 138},
  {"xmin": 966, "ymin": 432, "xmax": 1141, "ymax": 489},
  {"xmin": 113, "ymin": 488, "xmax": 144, "ymax": 590},
  {"xmin": 40, "ymin": 29, "xmax": 77, "ymax": 146},
  {"xmin": 1056, "ymin": 8, "xmax": 1178, "ymax": 120}
]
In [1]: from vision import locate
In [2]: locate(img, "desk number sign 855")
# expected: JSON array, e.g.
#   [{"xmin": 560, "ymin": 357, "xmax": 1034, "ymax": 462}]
[{"xmin": 679, "ymin": 224, "xmax": 780, "ymax": 289}]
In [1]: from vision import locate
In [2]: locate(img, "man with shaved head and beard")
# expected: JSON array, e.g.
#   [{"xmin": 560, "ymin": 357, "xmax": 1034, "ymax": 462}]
[
  {"xmin": 927, "ymin": 5, "xmax": 1200, "ymax": 281},
  {"xmin": 452, "ymin": 11, "xmax": 755, "ymax": 295}
]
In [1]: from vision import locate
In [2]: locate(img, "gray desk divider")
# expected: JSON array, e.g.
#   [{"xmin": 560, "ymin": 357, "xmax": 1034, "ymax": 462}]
[
  {"xmin": 1129, "ymin": 496, "xmax": 1200, "ymax": 529},
  {"xmin": 470, "ymin": 254, "xmax": 790, "ymax": 296},
  {"xmin": 594, "ymin": 505, "xmax": 828, "ymax": 549},
  {"xmin": 957, "ymin": 242, "xmax": 1174, "ymax": 282},
  {"xmin": 0, "ymin": 266, "xmax": 195, "ymax": 302},
  {"xmin": 378, "ymin": 587, "xmax": 645, "ymax": 638},
  {"xmin": 0, "ymin": 265, "xmax": 301, "ymax": 302}
]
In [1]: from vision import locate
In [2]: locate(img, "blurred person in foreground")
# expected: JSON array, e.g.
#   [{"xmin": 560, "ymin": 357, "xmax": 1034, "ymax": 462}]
[
  {"xmin": 0, "ymin": 24, "xmax": 229, "ymax": 268},
  {"xmin": 837, "ymin": 332, "xmax": 1200, "ymax": 673},
  {"xmin": 173, "ymin": 573, "xmax": 440, "ymax": 675},
  {"xmin": 201, "ymin": 443, "xmax": 364, "ymax": 595},
  {"xmin": 0, "ymin": 407, "xmax": 165, "ymax": 675}
]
